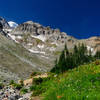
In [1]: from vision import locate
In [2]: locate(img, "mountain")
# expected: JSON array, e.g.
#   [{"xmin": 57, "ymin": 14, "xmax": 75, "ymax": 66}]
[
  {"xmin": 0, "ymin": 31, "xmax": 53, "ymax": 83},
  {"xmin": 0, "ymin": 18, "xmax": 54, "ymax": 82},
  {"xmin": 8, "ymin": 21, "xmax": 18, "ymax": 28},
  {"xmin": 0, "ymin": 17, "xmax": 10, "ymax": 29},
  {"xmin": 0, "ymin": 17, "xmax": 100, "ymax": 83},
  {"xmin": 79, "ymin": 36, "xmax": 100, "ymax": 55},
  {"xmin": 9, "ymin": 21, "xmax": 78, "ymax": 56}
]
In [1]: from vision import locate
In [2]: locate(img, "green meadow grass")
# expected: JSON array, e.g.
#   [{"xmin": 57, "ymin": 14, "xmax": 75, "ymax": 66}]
[{"xmin": 42, "ymin": 61, "xmax": 100, "ymax": 100}]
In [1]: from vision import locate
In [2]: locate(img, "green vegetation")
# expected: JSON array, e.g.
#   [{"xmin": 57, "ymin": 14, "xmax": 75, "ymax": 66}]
[
  {"xmin": 95, "ymin": 51, "xmax": 100, "ymax": 59},
  {"xmin": 20, "ymin": 88, "xmax": 28, "ymax": 94},
  {"xmin": 9, "ymin": 80, "xmax": 15, "ymax": 85},
  {"xmin": 0, "ymin": 83, "xmax": 4, "ymax": 89},
  {"xmin": 30, "ymin": 77, "xmax": 51, "ymax": 97},
  {"xmin": 29, "ymin": 61, "xmax": 100, "ymax": 99},
  {"xmin": 43, "ymin": 61, "xmax": 100, "ymax": 100},
  {"xmin": 51, "ymin": 44, "xmax": 96, "ymax": 74},
  {"xmin": 29, "ymin": 44, "xmax": 100, "ymax": 99},
  {"xmin": 9, "ymin": 80, "xmax": 23, "ymax": 90}
]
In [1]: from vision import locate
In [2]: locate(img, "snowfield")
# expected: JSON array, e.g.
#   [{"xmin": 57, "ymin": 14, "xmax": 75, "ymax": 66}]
[{"xmin": 8, "ymin": 21, "xmax": 18, "ymax": 28}]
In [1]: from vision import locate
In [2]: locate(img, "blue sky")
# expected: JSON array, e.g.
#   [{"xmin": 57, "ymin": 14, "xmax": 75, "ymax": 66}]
[{"xmin": 0, "ymin": 0, "xmax": 100, "ymax": 39}]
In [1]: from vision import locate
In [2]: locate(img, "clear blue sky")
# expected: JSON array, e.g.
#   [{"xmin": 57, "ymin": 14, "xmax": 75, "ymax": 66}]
[{"xmin": 0, "ymin": 0, "xmax": 100, "ymax": 39}]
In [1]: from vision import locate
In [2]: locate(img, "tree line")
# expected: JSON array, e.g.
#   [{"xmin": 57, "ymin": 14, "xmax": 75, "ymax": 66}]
[{"xmin": 51, "ymin": 44, "xmax": 100, "ymax": 74}]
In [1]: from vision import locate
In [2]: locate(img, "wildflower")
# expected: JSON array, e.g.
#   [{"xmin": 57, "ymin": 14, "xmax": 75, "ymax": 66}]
[{"xmin": 57, "ymin": 96, "xmax": 62, "ymax": 99}]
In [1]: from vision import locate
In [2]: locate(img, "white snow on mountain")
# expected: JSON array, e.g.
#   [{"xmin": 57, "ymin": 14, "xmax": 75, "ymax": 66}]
[
  {"xmin": 8, "ymin": 21, "xmax": 18, "ymax": 28},
  {"xmin": 31, "ymin": 35, "xmax": 47, "ymax": 42}
]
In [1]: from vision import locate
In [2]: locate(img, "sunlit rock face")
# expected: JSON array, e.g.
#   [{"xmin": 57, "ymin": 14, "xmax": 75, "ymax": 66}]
[{"xmin": 8, "ymin": 20, "xmax": 77, "ymax": 56}]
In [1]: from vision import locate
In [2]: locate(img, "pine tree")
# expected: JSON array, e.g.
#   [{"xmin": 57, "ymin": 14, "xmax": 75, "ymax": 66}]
[
  {"xmin": 58, "ymin": 50, "xmax": 66, "ymax": 73},
  {"xmin": 95, "ymin": 51, "xmax": 100, "ymax": 59},
  {"xmin": 51, "ymin": 43, "xmax": 94, "ymax": 74},
  {"xmin": 64, "ymin": 44, "xmax": 69, "ymax": 56},
  {"xmin": 73, "ymin": 45, "xmax": 78, "ymax": 54}
]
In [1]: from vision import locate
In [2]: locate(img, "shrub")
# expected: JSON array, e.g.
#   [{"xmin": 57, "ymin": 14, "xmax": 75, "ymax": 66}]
[
  {"xmin": 9, "ymin": 80, "xmax": 15, "ymax": 85},
  {"xmin": 30, "ymin": 72, "xmax": 37, "ymax": 78},
  {"xmin": 20, "ymin": 88, "xmax": 28, "ymax": 94},
  {"xmin": 95, "ymin": 51, "xmax": 100, "ymax": 59},
  {"xmin": 13, "ymin": 84, "xmax": 22, "ymax": 90},
  {"xmin": 20, "ymin": 79, "xmax": 24, "ymax": 86},
  {"xmin": 30, "ymin": 85, "xmax": 37, "ymax": 91},
  {"xmin": 0, "ymin": 83, "xmax": 4, "ymax": 89},
  {"xmin": 94, "ymin": 60, "xmax": 100, "ymax": 65},
  {"xmin": 33, "ymin": 78, "xmax": 43, "ymax": 85},
  {"xmin": 31, "ymin": 89, "xmax": 43, "ymax": 96}
]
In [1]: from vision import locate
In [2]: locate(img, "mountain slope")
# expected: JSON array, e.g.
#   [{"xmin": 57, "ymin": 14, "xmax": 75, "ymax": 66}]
[
  {"xmin": 0, "ymin": 33, "xmax": 54, "ymax": 83},
  {"xmin": 42, "ymin": 61, "xmax": 100, "ymax": 100}
]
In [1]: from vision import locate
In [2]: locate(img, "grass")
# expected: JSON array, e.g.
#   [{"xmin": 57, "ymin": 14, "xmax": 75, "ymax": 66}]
[
  {"xmin": 30, "ymin": 60, "xmax": 100, "ymax": 100},
  {"xmin": 43, "ymin": 60, "xmax": 100, "ymax": 100}
]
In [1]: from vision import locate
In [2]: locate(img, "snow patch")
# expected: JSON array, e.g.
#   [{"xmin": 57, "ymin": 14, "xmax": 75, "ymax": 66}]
[
  {"xmin": 8, "ymin": 34, "xmax": 19, "ymax": 43},
  {"xmin": 87, "ymin": 45, "xmax": 96, "ymax": 55},
  {"xmin": 28, "ymin": 49, "xmax": 45, "ymax": 54},
  {"xmin": 41, "ymin": 55, "xmax": 49, "ymax": 59},
  {"xmin": 27, "ymin": 43, "xmax": 33, "ymax": 46},
  {"xmin": 37, "ymin": 44, "xmax": 44, "ymax": 49},
  {"xmin": 87, "ymin": 46, "xmax": 94, "ymax": 52},
  {"xmin": 16, "ymin": 36, "xmax": 22, "ymax": 39},
  {"xmin": 31, "ymin": 35, "xmax": 46, "ymax": 42},
  {"xmin": 3, "ymin": 29, "xmax": 12, "ymax": 32},
  {"xmin": 8, "ymin": 21, "xmax": 18, "ymax": 28},
  {"xmin": 8, "ymin": 34, "xmax": 16, "ymax": 40},
  {"xmin": 51, "ymin": 42, "xmax": 58, "ymax": 46}
]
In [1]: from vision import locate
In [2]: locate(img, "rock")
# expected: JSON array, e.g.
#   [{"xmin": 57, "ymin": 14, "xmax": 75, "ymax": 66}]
[
  {"xmin": 0, "ymin": 17, "xmax": 10, "ymax": 29},
  {"xmin": 0, "ymin": 85, "xmax": 31, "ymax": 100},
  {"xmin": 24, "ymin": 78, "xmax": 33, "ymax": 86}
]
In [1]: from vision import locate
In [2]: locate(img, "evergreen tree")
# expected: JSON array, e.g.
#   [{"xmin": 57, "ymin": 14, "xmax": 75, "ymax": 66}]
[
  {"xmin": 58, "ymin": 50, "xmax": 66, "ymax": 73},
  {"xmin": 64, "ymin": 44, "xmax": 69, "ymax": 56},
  {"xmin": 51, "ymin": 43, "xmax": 95, "ymax": 74},
  {"xmin": 95, "ymin": 51, "xmax": 100, "ymax": 59}
]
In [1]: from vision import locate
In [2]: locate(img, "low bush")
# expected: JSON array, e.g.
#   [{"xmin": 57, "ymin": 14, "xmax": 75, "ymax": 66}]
[
  {"xmin": 30, "ymin": 76, "xmax": 52, "ymax": 97},
  {"xmin": 30, "ymin": 72, "xmax": 38, "ymax": 78},
  {"xmin": 30, "ymin": 85, "xmax": 37, "ymax": 91},
  {"xmin": 31, "ymin": 89, "xmax": 43, "ymax": 96},
  {"xmin": 0, "ymin": 83, "xmax": 4, "ymax": 89},
  {"xmin": 20, "ymin": 88, "xmax": 28, "ymax": 94},
  {"xmin": 9, "ymin": 80, "xmax": 15, "ymax": 85},
  {"xmin": 33, "ymin": 78, "xmax": 43, "ymax": 85},
  {"xmin": 13, "ymin": 84, "xmax": 23, "ymax": 90}
]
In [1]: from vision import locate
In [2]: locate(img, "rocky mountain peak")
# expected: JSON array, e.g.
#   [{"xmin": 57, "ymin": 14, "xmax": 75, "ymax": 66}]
[
  {"xmin": 0, "ymin": 17, "xmax": 10, "ymax": 29},
  {"xmin": 7, "ymin": 20, "xmax": 78, "ymax": 57}
]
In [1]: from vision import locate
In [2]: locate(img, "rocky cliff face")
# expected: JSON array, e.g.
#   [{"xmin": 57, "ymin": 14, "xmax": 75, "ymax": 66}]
[
  {"xmin": 0, "ymin": 17, "xmax": 10, "ymax": 29},
  {"xmin": 9, "ymin": 21, "xmax": 78, "ymax": 56},
  {"xmin": 80, "ymin": 36, "xmax": 100, "ymax": 55}
]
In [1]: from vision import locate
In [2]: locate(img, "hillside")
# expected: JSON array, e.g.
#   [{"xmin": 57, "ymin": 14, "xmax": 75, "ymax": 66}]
[
  {"xmin": 0, "ymin": 33, "xmax": 53, "ymax": 83},
  {"xmin": 36, "ymin": 60, "xmax": 100, "ymax": 100}
]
